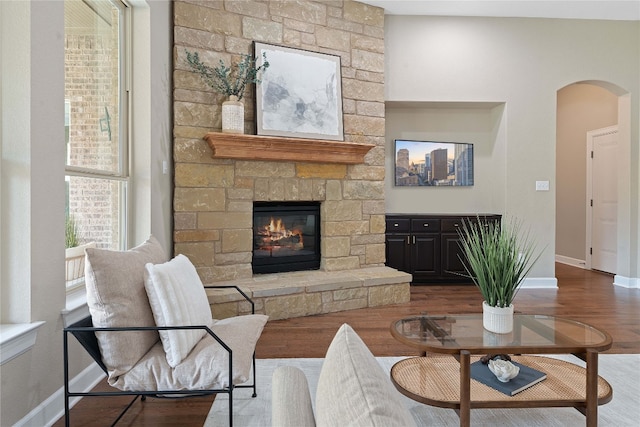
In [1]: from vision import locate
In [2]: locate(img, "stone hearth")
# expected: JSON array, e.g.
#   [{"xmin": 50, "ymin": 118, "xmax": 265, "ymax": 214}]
[{"xmin": 207, "ymin": 267, "xmax": 411, "ymax": 321}]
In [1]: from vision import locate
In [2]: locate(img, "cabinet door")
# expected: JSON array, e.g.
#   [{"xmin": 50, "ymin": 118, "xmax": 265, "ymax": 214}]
[
  {"xmin": 385, "ymin": 234, "xmax": 411, "ymax": 273},
  {"xmin": 412, "ymin": 234, "xmax": 440, "ymax": 276},
  {"xmin": 441, "ymin": 233, "xmax": 469, "ymax": 279}
]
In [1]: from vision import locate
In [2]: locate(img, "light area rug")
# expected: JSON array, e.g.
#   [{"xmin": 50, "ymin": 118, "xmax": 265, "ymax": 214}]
[{"xmin": 205, "ymin": 354, "xmax": 639, "ymax": 427}]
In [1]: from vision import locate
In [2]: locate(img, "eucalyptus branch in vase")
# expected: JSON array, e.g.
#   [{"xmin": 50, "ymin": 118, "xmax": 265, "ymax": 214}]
[{"xmin": 185, "ymin": 50, "xmax": 269, "ymax": 101}]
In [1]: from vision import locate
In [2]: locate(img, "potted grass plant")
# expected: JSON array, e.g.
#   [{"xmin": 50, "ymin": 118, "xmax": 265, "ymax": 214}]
[
  {"xmin": 457, "ymin": 217, "xmax": 542, "ymax": 333},
  {"xmin": 185, "ymin": 50, "xmax": 269, "ymax": 134}
]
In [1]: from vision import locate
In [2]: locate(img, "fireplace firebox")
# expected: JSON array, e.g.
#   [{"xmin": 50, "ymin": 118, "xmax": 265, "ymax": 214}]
[{"xmin": 252, "ymin": 202, "xmax": 321, "ymax": 274}]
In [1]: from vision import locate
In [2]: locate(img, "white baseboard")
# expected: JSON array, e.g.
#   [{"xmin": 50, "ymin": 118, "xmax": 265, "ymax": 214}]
[
  {"xmin": 555, "ymin": 255, "xmax": 586, "ymax": 269},
  {"xmin": 613, "ymin": 275, "xmax": 640, "ymax": 289},
  {"xmin": 521, "ymin": 277, "xmax": 558, "ymax": 289},
  {"xmin": 15, "ymin": 362, "xmax": 104, "ymax": 427}
]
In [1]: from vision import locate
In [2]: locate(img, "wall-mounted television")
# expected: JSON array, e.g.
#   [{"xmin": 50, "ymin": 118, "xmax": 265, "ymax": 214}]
[{"xmin": 394, "ymin": 139, "xmax": 474, "ymax": 187}]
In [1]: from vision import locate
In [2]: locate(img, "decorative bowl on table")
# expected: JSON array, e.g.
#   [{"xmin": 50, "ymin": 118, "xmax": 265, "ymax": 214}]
[{"xmin": 488, "ymin": 359, "xmax": 520, "ymax": 382}]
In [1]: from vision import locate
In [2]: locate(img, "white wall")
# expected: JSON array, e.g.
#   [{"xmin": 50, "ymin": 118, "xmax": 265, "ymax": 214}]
[
  {"xmin": 148, "ymin": 1, "xmax": 174, "ymax": 255},
  {"xmin": 1, "ymin": 2, "xmax": 67, "ymax": 424},
  {"xmin": 1, "ymin": 0, "xmax": 35, "ymax": 325},
  {"xmin": 385, "ymin": 16, "xmax": 640, "ymax": 280},
  {"xmin": 0, "ymin": 1, "xmax": 173, "ymax": 425},
  {"xmin": 131, "ymin": 1, "xmax": 174, "ymax": 253}
]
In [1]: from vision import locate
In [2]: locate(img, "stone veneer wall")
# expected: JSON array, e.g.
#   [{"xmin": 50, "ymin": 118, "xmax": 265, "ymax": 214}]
[{"xmin": 173, "ymin": 0, "xmax": 387, "ymax": 284}]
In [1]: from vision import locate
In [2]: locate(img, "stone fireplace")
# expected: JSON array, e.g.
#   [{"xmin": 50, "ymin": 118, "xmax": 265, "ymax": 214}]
[
  {"xmin": 172, "ymin": 0, "xmax": 411, "ymax": 320},
  {"xmin": 252, "ymin": 201, "xmax": 321, "ymax": 274}
]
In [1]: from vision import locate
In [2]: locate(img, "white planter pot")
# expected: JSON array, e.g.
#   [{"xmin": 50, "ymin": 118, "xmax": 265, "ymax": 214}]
[
  {"xmin": 65, "ymin": 242, "xmax": 96, "ymax": 284},
  {"xmin": 482, "ymin": 301, "xmax": 514, "ymax": 334},
  {"xmin": 221, "ymin": 95, "xmax": 244, "ymax": 134}
]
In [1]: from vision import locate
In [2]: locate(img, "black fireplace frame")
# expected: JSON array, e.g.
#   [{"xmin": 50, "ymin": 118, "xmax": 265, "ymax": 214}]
[{"xmin": 252, "ymin": 201, "xmax": 321, "ymax": 274}]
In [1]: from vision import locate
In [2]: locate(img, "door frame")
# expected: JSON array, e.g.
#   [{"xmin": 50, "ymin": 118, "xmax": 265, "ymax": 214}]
[{"xmin": 585, "ymin": 125, "xmax": 618, "ymax": 270}]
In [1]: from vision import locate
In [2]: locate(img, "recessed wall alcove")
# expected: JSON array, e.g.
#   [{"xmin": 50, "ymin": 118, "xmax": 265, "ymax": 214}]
[{"xmin": 385, "ymin": 101, "xmax": 507, "ymax": 215}]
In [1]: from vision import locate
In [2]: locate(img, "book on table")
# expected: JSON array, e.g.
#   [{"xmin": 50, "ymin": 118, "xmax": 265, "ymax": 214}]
[{"xmin": 470, "ymin": 360, "xmax": 547, "ymax": 396}]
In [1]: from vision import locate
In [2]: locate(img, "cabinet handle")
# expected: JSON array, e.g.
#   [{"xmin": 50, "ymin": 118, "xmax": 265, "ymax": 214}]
[
  {"xmin": 423, "ymin": 223, "xmax": 429, "ymax": 227},
  {"xmin": 454, "ymin": 223, "xmax": 459, "ymax": 227},
  {"xmin": 412, "ymin": 236, "xmax": 416, "ymax": 244},
  {"xmin": 407, "ymin": 236, "xmax": 410, "ymax": 245},
  {"xmin": 394, "ymin": 223, "xmax": 399, "ymax": 227}
]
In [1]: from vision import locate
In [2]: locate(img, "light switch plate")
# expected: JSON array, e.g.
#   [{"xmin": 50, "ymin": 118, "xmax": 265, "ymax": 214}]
[{"xmin": 535, "ymin": 180, "xmax": 550, "ymax": 191}]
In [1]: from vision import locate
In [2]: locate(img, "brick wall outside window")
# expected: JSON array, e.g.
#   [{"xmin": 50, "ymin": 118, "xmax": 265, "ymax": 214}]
[{"xmin": 65, "ymin": 29, "xmax": 120, "ymax": 249}]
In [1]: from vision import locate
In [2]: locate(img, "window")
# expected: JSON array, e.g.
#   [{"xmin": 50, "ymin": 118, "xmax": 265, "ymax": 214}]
[{"xmin": 64, "ymin": 0, "xmax": 128, "ymax": 290}]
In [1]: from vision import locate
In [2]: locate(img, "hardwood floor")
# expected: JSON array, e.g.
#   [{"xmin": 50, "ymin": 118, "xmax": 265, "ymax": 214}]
[
  {"xmin": 258, "ymin": 263, "xmax": 640, "ymax": 358},
  {"xmin": 56, "ymin": 263, "xmax": 640, "ymax": 426}
]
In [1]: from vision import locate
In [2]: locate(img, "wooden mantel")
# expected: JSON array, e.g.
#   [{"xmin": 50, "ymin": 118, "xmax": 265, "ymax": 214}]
[{"xmin": 203, "ymin": 132, "xmax": 375, "ymax": 164}]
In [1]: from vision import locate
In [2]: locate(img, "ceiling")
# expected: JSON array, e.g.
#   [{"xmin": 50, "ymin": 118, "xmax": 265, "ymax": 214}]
[{"xmin": 358, "ymin": 1, "xmax": 640, "ymax": 21}]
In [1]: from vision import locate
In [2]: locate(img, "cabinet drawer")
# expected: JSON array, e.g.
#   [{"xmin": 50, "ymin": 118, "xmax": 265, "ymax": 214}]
[
  {"xmin": 386, "ymin": 218, "xmax": 410, "ymax": 233},
  {"xmin": 442, "ymin": 217, "xmax": 498, "ymax": 232},
  {"xmin": 441, "ymin": 218, "xmax": 468, "ymax": 232},
  {"xmin": 410, "ymin": 219, "xmax": 440, "ymax": 232}
]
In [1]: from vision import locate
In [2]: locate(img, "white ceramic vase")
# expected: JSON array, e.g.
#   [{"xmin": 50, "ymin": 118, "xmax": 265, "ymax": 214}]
[
  {"xmin": 482, "ymin": 301, "xmax": 514, "ymax": 334},
  {"xmin": 221, "ymin": 95, "xmax": 244, "ymax": 134}
]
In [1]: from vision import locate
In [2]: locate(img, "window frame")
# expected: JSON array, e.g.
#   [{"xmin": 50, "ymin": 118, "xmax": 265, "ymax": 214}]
[{"xmin": 64, "ymin": 0, "xmax": 130, "ymax": 294}]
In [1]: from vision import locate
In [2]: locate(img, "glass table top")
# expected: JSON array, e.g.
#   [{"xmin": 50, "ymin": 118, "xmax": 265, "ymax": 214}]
[{"xmin": 391, "ymin": 314, "xmax": 612, "ymax": 354}]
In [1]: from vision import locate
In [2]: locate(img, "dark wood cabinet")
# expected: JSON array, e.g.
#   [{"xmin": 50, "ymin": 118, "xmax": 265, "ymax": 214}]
[
  {"xmin": 413, "ymin": 234, "xmax": 440, "ymax": 276},
  {"xmin": 385, "ymin": 214, "xmax": 501, "ymax": 285}
]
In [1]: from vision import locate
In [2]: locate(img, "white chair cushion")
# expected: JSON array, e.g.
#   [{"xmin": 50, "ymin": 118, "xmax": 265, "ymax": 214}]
[
  {"xmin": 85, "ymin": 236, "xmax": 167, "ymax": 378},
  {"xmin": 108, "ymin": 314, "xmax": 269, "ymax": 391},
  {"xmin": 315, "ymin": 324, "xmax": 417, "ymax": 427},
  {"xmin": 144, "ymin": 254, "xmax": 212, "ymax": 367}
]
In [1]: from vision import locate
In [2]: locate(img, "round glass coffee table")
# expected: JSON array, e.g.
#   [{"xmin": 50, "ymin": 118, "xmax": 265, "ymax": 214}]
[{"xmin": 390, "ymin": 314, "xmax": 612, "ymax": 427}]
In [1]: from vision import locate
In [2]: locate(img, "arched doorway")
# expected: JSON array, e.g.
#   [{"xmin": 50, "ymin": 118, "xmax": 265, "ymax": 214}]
[{"xmin": 556, "ymin": 81, "xmax": 631, "ymax": 277}]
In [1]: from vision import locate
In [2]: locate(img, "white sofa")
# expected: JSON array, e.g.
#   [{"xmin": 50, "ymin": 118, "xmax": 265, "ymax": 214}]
[{"xmin": 272, "ymin": 324, "xmax": 417, "ymax": 427}]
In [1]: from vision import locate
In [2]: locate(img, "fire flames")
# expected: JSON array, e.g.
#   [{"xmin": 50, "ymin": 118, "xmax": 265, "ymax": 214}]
[{"xmin": 256, "ymin": 217, "xmax": 304, "ymax": 251}]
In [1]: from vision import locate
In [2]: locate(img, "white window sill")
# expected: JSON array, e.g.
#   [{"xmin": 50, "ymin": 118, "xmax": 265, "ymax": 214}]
[
  {"xmin": 62, "ymin": 286, "xmax": 90, "ymax": 327},
  {"xmin": 0, "ymin": 321, "xmax": 46, "ymax": 365},
  {"xmin": 2, "ymin": 289, "xmax": 89, "ymax": 365}
]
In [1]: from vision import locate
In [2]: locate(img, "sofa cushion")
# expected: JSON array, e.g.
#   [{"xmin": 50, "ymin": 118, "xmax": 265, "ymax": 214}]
[
  {"xmin": 272, "ymin": 366, "xmax": 317, "ymax": 427},
  {"xmin": 144, "ymin": 254, "xmax": 212, "ymax": 367},
  {"xmin": 108, "ymin": 314, "xmax": 269, "ymax": 391},
  {"xmin": 85, "ymin": 236, "xmax": 167, "ymax": 378},
  {"xmin": 315, "ymin": 324, "xmax": 417, "ymax": 427}
]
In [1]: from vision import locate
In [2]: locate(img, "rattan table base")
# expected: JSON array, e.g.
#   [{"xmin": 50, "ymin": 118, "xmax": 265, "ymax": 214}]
[{"xmin": 391, "ymin": 355, "xmax": 612, "ymax": 409}]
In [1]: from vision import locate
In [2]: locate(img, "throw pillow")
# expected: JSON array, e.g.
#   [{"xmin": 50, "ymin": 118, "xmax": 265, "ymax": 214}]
[
  {"xmin": 315, "ymin": 323, "xmax": 417, "ymax": 427},
  {"xmin": 144, "ymin": 254, "xmax": 213, "ymax": 367},
  {"xmin": 85, "ymin": 235, "xmax": 167, "ymax": 378}
]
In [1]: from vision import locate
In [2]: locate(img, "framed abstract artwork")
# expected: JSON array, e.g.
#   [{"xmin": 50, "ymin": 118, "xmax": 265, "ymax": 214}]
[{"xmin": 254, "ymin": 42, "xmax": 344, "ymax": 141}]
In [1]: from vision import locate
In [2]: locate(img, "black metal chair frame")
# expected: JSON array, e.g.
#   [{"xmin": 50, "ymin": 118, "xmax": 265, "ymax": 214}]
[{"xmin": 63, "ymin": 285, "xmax": 257, "ymax": 427}]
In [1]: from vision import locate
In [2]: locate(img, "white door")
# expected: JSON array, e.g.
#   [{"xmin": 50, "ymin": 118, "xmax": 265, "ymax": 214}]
[{"xmin": 587, "ymin": 126, "xmax": 618, "ymax": 274}]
